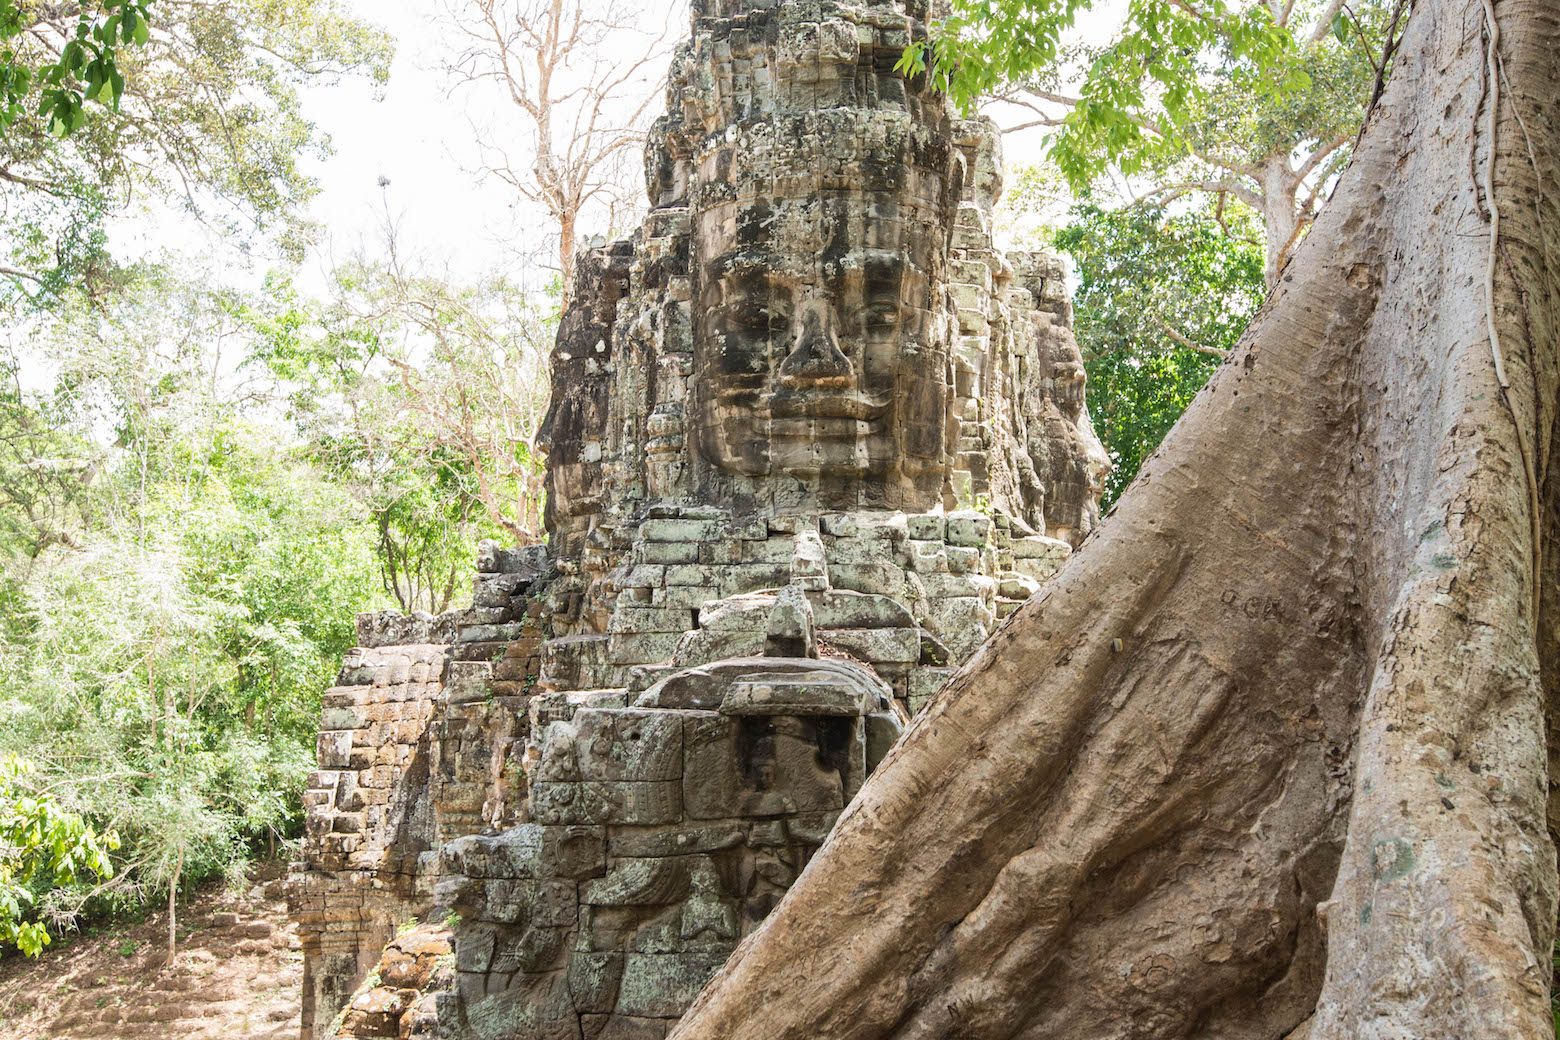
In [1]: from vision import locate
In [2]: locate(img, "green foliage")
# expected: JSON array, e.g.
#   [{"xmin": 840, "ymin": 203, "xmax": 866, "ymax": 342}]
[
  {"xmin": 0, "ymin": 758, "xmax": 117, "ymax": 956},
  {"xmin": 908, "ymin": 0, "xmax": 1397, "ymax": 284},
  {"xmin": 1, "ymin": 0, "xmax": 391, "ymax": 297},
  {"xmin": 901, "ymin": 0, "xmax": 1296, "ymax": 187},
  {"xmin": 0, "ymin": 0, "xmax": 154, "ymax": 136},
  {"xmin": 241, "ymin": 252, "xmax": 556, "ymax": 611},
  {"xmin": 1055, "ymin": 202, "xmax": 1266, "ymax": 506},
  {"xmin": 0, "ymin": 268, "xmax": 382, "ymax": 924}
]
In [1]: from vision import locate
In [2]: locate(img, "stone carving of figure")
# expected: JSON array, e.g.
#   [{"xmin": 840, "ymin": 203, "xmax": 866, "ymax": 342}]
[{"xmin": 689, "ymin": 108, "xmax": 960, "ymax": 515}]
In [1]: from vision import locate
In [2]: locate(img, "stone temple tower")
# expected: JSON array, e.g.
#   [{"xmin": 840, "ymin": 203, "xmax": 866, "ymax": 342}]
[{"xmin": 289, "ymin": 2, "xmax": 1108, "ymax": 1038}]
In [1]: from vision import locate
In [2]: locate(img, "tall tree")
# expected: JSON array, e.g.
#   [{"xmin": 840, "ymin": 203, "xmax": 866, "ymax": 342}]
[
  {"xmin": 0, "ymin": 269, "xmax": 380, "ymax": 943},
  {"xmin": 921, "ymin": 0, "xmax": 1403, "ymax": 285},
  {"xmin": 243, "ymin": 233, "xmax": 555, "ymax": 605},
  {"xmin": 440, "ymin": 0, "xmax": 672, "ymax": 301},
  {"xmin": 0, "ymin": 0, "xmax": 391, "ymax": 295},
  {"xmin": 671, "ymin": 0, "xmax": 1559, "ymax": 1036}
]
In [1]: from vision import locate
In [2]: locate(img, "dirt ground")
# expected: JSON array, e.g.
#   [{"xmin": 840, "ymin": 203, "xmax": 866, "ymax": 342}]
[{"xmin": 0, "ymin": 863, "xmax": 302, "ymax": 1040}]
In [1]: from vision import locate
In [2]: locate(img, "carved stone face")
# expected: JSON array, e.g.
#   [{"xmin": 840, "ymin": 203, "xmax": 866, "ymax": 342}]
[{"xmin": 691, "ymin": 115, "xmax": 955, "ymax": 504}]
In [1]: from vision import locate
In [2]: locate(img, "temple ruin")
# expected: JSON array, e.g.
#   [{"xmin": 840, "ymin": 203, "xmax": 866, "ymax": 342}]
[{"xmin": 288, "ymin": 1, "xmax": 1108, "ymax": 1036}]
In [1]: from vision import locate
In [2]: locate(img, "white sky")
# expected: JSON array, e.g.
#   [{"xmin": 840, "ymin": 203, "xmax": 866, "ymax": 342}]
[
  {"xmin": 296, "ymin": 0, "xmax": 680, "ymax": 289},
  {"xmin": 294, "ymin": 0, "xmax": 520, "ymax": 282}
]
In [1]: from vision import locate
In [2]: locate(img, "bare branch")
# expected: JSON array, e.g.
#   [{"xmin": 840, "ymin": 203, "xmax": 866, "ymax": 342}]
[
  {"xmin": 0, "ymin": 265, "xmax": 44, "ymax": 285},
  {"xmin": 440, "ymin": 0, "xmax": 674, "ymax": 301},
  {"xmin": 1148, "ymin": 315, "xmax": 1229, "ymax": 359},
  {"xmin": 1305, "ymin": 0, "xmax": 1346, "ymax": 44},
  {"xmin": 1293, "ymin": 134, "xmax": 1351, "ymax": 183},
  {"xmin": 1135, "ymin": 177, "xmax": 1267, "ymax": 213}
]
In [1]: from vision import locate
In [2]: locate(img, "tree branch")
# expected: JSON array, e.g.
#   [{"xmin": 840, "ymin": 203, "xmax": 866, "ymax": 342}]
[{"xmin": 1149, "ymin": 315, "xmax": 1229, "ymax": 359}]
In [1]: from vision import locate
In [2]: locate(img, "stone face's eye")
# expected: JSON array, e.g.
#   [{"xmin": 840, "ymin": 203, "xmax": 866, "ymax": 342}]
[
  {"xmin": 718, "ymin": 332, "xmax": 768, "ymax": 374},
  {"xmin": 734, "ymin": 303, "xmax": 789, "ymax": 336}
]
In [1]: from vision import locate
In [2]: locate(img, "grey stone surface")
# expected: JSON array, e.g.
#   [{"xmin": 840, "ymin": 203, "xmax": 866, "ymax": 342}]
[{"xmin": 295, "ymin": 3, "xmax": 1107, "ymax": 1037}]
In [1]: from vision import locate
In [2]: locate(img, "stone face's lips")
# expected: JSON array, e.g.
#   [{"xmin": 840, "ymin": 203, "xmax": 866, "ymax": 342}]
[
  {"xmin": 768, "ymin": 418, "xmax": 882, "ymax": 445},
  {"xmin": 711, "ymin": 387, "xmax": 888, "ymax": 423},
  {"xmin": 768, "ymin": 390, "xmax": 887, "ymax": 421}
]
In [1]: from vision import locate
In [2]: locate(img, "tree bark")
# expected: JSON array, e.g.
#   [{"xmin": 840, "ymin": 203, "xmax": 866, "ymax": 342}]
[{"xmin": 668, "ymin": 0, "xmax": 1560, "ymax": 1036}]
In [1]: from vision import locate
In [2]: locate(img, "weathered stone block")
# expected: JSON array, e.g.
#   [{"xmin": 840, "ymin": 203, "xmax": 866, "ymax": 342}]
[
  {"xmin": 615, "ymin": 951, "xmax": 730, "ymax": 1018},
  {"xmin": 1012, "ymin": 555, "xmax": 1065, "ymax": 583},
  {"xmin": 999, "ymin": 571, "xmax": 1042, "ymax": 600},
  {"xmin": 488, "ymin": 925, "xmax": 573, "ymax": 976},
  {"xmin": 741, "ymin": 537, "xmax": 797, "ymax": 564},
  {"xmin": 821, "ymin": 627, "xmax": 920, "ymax": 664},
  {"xmin": 455, "ymin": 971, "xmax": 579, "ymax": 1040},
  {"xmin": 945, "ymin": 509, "xmax": 993, "ymax": 547},
  {"xmin": 321, "ymin": 706, "xmax": 366, "ymax": 731},
  {"xmin": 530, "ymin": 781, "xmax": 683, "ymax": 826},
  {"xmin": 905, "ymin": 514, "xmax": 945, "ymax": 541},
  {"xmin": 317, "ymin": 731, "xmax": 353, "ymax": 769},
  {"xmin": 472, "ymin": 570, "xmax": 535, "ymax": 607},
  {"xmin": 608, "ymin": 607, "xmax": 696, "ymax": 635},
  {"xmin": 655, "ymin": 584, "xmax": 720, "ymax": 609},
  {"xmin": 475, "ymin": 541, "xmax": 548, "ymax": 577},
  {"xmin": 580, "ymin": 1013, "xmax": 668, "ymax": 1040},
  {"xmin": 720, "ymin": 674, "xmax": 876, "ymax": 717},
  {"xmin": 908, "ymin": 666, "xmax": 956, "ymax": 713},
  {"xmin": 866, "ymin": 712, "xmax": 903, "ymax": 770},
  {"xmin": 606, "ymin": 633, "xmax": 683, "ymax": 666},
  {"xmin": 919, "ymin": 572, "xmax": 996, "ymax": 599},
  {"xmin": 946, "ymin": 546, "xmax": 984, "ymax": 574},
  {"xmin": 567, "ymin": 952, "xmax": 625, "ymax": 1015},
  {"xmin": 639, "ymin": 519, "xmax": 724, "ymax": 542},
  {"xmin": 622, "ymin": 564, "xmax": 666, "ymax": 589},
  {"xmin": 441, "ymin": 825, "xmax": 607, "ymax": 883},
  {"xmin": 1009, "ymin": 534, "xmax": 1071, "ymax": 561},
  {"xmin": 808, "ymin": 589, "xmax": 915, "ymax": 629},
  {"xmin": 719, "ymin": 563, "xmax": 789, "ymax": 596},
  {"xmin": 537, "ymin": 710, "xmax": 685, "ymax": 784},
  {"xmin": 925, "ymin": 596, "xmax": 995, "ymax": 660},
  {"xmin": 764, "ymin": 585, "xmax": 816, "ymax": 658},
  {"xmin": 671, "ymin": 628, "xmax": 765, "ymax": 669},
  {"xmin": 696, "ymin": 594, "xmax": 772, "ymax": 632},
  {"xmin": 476, "ymin": 878, "xmax": 578, "ymax": 930},
  {"xmin": 606, "ymin": 821, "xmax": 747, "ymax": 858},
  {"xmin": 582, "ymin": 857, "xmax": 691, "ymax": 907},
  {"xmin": 664, "ymin": 564, "xmax": 718, "ymax": 586},
  {"xmin": 827, "ymin": 561, "xmax": 906, "ymax": 594},
  {"xmin": 636, "ymin": 541, "xmax": 700, "ymax": 565},
  {"xmin": 790, "ymin": 531, "xmax": 828, "ymax": 586}
]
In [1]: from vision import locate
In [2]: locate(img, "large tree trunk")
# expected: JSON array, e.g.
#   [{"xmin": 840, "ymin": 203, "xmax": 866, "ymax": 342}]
[{"xmin": 668, "ymin": 0, "xmax": 1560, "ymax": 1036}]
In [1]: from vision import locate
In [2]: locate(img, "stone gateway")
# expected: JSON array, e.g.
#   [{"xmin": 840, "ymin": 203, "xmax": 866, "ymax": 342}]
[{"xmin": 288, "ymin": 2, "xmax": 1107, "ymax": 1038}]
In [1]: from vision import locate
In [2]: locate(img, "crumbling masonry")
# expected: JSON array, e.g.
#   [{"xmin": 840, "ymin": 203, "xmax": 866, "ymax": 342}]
[{"xmin": 288, "ymin": 1, "xmax": 1109, "ymax": 1037}]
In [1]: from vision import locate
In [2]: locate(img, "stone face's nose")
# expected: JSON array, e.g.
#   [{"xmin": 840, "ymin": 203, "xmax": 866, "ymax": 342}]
[{"xmin": 779, "ymin": 299, "xmax": 853, "ymax": 388}]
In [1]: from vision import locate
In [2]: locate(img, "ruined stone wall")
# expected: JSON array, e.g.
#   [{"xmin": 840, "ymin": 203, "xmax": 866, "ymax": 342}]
[{"xmin": 291, "ymin": 548, "xmax": 548, "ymax": 1038}]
